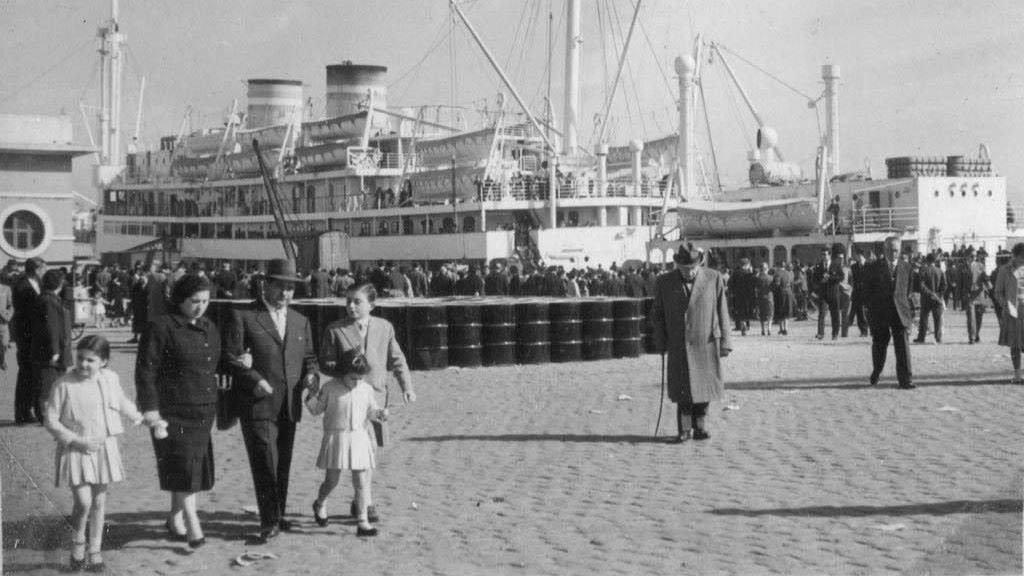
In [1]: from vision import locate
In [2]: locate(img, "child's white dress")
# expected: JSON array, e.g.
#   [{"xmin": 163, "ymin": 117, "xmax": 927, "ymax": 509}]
[
  {"xmin": 305, "ymin": 379, "xmax": 379, "ymax": 470},
  {"xmin": 44, "ymin": 369, "xmax": 142, "ymax": 487}
]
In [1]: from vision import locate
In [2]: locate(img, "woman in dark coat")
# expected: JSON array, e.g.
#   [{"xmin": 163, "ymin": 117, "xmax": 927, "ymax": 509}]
[
  {"xmin": 729, "ymin": 258, "xmax": 757, "ymax": 335},
  {"xmin": 136, "ymin": 275, "xmax": 225, "ymax": 548},
  {"xmin": 129, "ymin": 270, "xmax": 149, "ymax": 343},
  {"xmin": 772, "ymin": 262, "xmax": 797, "ymax": 335}
]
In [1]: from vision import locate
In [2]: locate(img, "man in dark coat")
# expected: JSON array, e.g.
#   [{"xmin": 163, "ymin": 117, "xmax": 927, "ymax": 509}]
[
  {"xmin": 483, "ymin": 262, "xmax": 509, "ymax": 296},
  {"xmin": 729, "ymin": 259, "xmax": 756, "ymax": 335},
  {"xmin": 309, "ymin": 268, "xmax": 332, "ymax": 298},
  {"xmin": 408, "ymin": 263, "xmax": 430, "ymax": 297},
  {"xmin": 914, "ymin": 253, "xmax": 947, "ymax": 343},
  {"xmin": 29, "ymin": 269, "xmax": 71, "ymax": 420},
  {"xmin": 225, "ymin": 259, "xmax": 318, "ymax": 541},
  {"xmin": 213, "ymin": 262, "xmax": 238, "ymax": 299},
  {"xmin": 846, "ymin": 250, "xmax": 870, "ymax": 336},
  {"xmin": 862, "ymin": 236, "xmax": 914, "ymax": 388},
  {"xmin": 12, "ymin": 257, "xmax": 45, "ymax": 423},
  {"xmin": 430, "ymin": 265, "xmax": 456, "ymax": 297},
  {"xmin": 651, "ymin": 247, "xmax": 732, "ymax": 442},
  {"xmin": 811, "ymin": 248, "xmax": 844, "ymax": 339}
]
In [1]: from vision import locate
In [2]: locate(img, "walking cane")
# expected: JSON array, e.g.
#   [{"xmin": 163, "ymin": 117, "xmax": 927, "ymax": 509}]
[{"xmin": 653, "ymin": 352, "xmax": 666, "ymax": 438}]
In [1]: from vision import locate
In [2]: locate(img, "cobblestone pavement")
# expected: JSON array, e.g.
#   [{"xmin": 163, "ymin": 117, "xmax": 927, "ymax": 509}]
[{"xmin": 1, "ymin": 310, "xmax": 1021, "ymax": 575}]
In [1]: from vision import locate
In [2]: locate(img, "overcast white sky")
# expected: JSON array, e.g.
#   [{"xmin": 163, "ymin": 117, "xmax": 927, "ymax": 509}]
[{"xmin": 3, "ymin": 0, "xmax": 1023, "ymax": 200}]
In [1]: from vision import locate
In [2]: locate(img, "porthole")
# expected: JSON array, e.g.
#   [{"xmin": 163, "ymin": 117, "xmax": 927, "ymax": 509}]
[{"xmin": 0, "ymin": 203, "xmax": 53, "ymax": 259}]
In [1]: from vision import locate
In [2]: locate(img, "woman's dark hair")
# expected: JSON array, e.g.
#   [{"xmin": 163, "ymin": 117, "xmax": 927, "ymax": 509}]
[
  {"xmin": 170, "ymin": 274, "xmax": 212, "ymax": 306},
  {"xmin": 1012, "ymin": 243, "xmax": 1024, "ymax": 258},
  {"xmin": 76, "ymin": 334, "xmax": 111, "ymax": 361},
  {"xmin": 347, "ymin": 282, "xmax": 377, "ymax": 303},
  {"xmin": 41, "ymin": 269, "xmax": 65, "ymax": 291}
]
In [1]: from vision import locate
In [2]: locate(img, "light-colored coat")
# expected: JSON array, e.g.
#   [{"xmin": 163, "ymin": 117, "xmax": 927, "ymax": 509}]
[
  {"xmin": 44, "ymin": 369, "xmax": 142, "ymax": 444},
  {"xmin": 319, "ymin": 315, "xmax": 412, "ymax": 396},
  {"xmin": 651, "ymin": 267, "xmax": 733, "ymax": 404}
]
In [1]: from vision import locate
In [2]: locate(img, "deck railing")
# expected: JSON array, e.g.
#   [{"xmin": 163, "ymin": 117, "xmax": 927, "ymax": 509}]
[{"xmin": 847, "ymin": 206, "xmax": 919, "ymax": 234}]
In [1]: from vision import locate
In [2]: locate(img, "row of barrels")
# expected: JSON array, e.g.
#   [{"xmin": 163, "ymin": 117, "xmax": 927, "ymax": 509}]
[
  {"xmin": 207, "ymin": 297, "xmax": 658, "ymax": 371},
  {"xmin": 885, "ymin": 155, "xmax": 993, "ymax": 179}
]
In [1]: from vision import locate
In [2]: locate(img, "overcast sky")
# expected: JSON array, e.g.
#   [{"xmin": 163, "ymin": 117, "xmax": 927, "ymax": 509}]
[{"xmin": 3, "ymin": 0, "xmax": 1023, "ymax": 201}]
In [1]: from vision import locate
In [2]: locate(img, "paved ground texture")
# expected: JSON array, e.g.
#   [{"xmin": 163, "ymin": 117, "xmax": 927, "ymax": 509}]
[{"xmin": 1, "ymin": 309, "xmax": 1021, "ymax": 575}]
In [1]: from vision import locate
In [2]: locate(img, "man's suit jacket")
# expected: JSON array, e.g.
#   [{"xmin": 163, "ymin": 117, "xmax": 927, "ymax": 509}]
[
  {"xmin": 319, "ymin": 316, "xmax": 411, "ymax": 396},
  {"xmin": 862, "ymin": 258, "xmax": 913, "ymax": 329},
  {"xmin": 225, "ymin": 301, "xmax": 317, "ymax": 422},
  {"xmin": 917, "ymin": 264, "xmax": 946, "ymax": 305},
  {"xmin": 29, "ymin": 292, "xmax": 72, "ymax": 368},
  {"xmin": 11, "ymin": 275, "xmax": 40, "ymax": 345}
]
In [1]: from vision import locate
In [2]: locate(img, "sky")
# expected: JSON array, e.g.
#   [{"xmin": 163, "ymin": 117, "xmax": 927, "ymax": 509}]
[{"xmin": 3, "ymin": 0, "xmax": 1023, "ymax": 202}]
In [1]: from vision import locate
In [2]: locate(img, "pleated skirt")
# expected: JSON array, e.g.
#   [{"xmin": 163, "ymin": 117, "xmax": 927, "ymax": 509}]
[
  {"xmin": 54, "ymin": 436, "xmax": 125, "ymax": 487},
  {"xmin": 316, "ymin": 429, "xmax": 376, "ymax": 471}
]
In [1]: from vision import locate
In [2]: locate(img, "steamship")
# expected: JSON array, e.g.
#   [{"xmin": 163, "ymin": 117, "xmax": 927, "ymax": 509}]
[{"xmin": 93, "ymin": 2, "xmax": 1009, "ymax": 274}]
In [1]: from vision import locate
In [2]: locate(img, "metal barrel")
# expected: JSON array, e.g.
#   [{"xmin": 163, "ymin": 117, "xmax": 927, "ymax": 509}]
[
  {"xmin": 580, "ymin": 299, "xmax": 614, "ymax": 360},
  {"xmin": 548, "ymin": 300, "xmax": 582, "ymax": 362},
  {"xmin": 447, "ymin": 301, "xmax": 483, "ymax": 368},
  {"xmin": 612, "ymin": 298, "xmax": 643, "ymax": 358},
  {"xmin": 406, "ymin": 303, "xmax": 448, "ymax": 370},
  {"xmin": 515, "ymin": 300, "xmax": 550, "ymax": 364},
  {"xmin": 481, "ymin": 302, "xmax": 517, "ymax": 366},
  {"xmin": 640, "ymin": 297, "xmax": 657, "ymax": 353}
]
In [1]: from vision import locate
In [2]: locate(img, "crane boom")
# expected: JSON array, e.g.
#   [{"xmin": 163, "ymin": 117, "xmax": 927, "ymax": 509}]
[{"xmin": 252, "ymin": 138, "xmax": 297, "ymax": 262}]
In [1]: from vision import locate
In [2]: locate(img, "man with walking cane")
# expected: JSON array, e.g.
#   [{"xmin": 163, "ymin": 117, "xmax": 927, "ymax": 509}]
[{"xmin": 651, "ymin": 246, "xmax": 732, "ymax": 443}]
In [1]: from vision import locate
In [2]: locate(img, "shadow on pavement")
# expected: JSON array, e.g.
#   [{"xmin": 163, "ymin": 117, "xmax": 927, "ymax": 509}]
[
  {"xmin": 103, "ymin": 510, "xmax": 255, "ymax": 549},
  {"xmin": 405, "ymin": 434, "xmax": 665, "ymax": 444},
  {"xmin": 710, "ymin": 499, "xmax": 1022, "ymax": 518},
  {"xmin": 727, "ymin": 372, "xmax": 1015, "ymax": 391}
]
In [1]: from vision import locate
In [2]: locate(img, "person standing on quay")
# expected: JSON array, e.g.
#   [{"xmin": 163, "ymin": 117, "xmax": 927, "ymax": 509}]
[
  {"xmin": 225, "ymin": 259, "xmax": 318, "ymax": 542},
  {"xmin": 914, "ymin": 253, "xmax": 946, "ymax": 343},
  {"xmin": 651, "ymin": 247, "xmax": 732, "ymax": 443},
  {"xmin": 993, "ymin": 243, "xmax": 1024, "ymax": 383},
  {"xmin": 862, "ymin": 236, "xmax": 914, "ymax": 389},
  {"xmin": 12, "ymin": 257, "xmax": 45, "ymax": 423}
]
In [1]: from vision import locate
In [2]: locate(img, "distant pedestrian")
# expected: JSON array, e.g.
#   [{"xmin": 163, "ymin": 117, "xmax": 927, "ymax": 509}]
[
  {"xmin": 914, "ymin": 253, "xmax": 946, "ymax": 343},
  {"xmin": 963, "ymin": 248, "xmax": 990, "ymax": 344},
  {"xmin": 754, "ymin": 261, "xmax": 774, "ymax": 335},
  {"xmin": 651, "ymin": 247, "xmax": 732, "ymax": 443},
  {"xmin": 862, "ymin": 236, "xmax": 914, "ymax": 388},
  {"xmin": 993, "ymin": 243, "xmax": 1024, "ymax": 383},
  {"xmin": 44, "ymin": 335, "xmax": 149, "ymax": 572},
  {"xmin": 771, "ymin": 262, "xmax": 796, "ymax": 335}
]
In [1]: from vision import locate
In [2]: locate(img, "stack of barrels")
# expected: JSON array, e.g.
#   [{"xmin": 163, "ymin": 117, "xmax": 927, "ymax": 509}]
[
  {"xmin": 886, "ymin": 155, "xmax": 995, "ymax": 179},
  {"xmin": 945, "ymin": 155, "xmax": 993, "ymax": 177},
  {"xmin": 207, "ymin": 296, "xmax": 656, "ymax": 371}
]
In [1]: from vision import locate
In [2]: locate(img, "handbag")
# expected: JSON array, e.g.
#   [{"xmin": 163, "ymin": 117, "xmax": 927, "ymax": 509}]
[
  {"xmin": 215, "ymin": 373, "xmax": 239, "ymax": 431},
  {"xmin": 372, "ymin": 387, "xmax": 389, "ymax": 447}
]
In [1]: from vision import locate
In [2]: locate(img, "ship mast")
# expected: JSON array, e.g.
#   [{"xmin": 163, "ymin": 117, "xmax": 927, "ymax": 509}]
[
  {"xmin": 95, "ymin": 0, "xmax": 125, "ymax": 186},
  {"xmin": 562, "ymin": 0, "xmax": 580, "ymax": 156}
]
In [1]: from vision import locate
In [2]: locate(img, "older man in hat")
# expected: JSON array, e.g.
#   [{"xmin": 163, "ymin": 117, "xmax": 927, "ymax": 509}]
[
  {"xmin": 224, "ymin": 259, "xmax": 318, "ymax": 541},
  {"xmin": 651, "ymin": 246, "xmax": 732, "ymax": 442}
]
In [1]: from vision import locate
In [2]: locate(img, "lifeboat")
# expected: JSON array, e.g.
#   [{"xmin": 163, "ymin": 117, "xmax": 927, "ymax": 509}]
[{"xmin": 676, "ymin": 197, "xmax": 820, "ymax": 237}]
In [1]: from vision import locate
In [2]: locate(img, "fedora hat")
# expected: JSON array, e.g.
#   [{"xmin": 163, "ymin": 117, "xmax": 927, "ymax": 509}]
[{"xmin": 265, "ymin": 259, "xmax": 303, "ymax": 283}]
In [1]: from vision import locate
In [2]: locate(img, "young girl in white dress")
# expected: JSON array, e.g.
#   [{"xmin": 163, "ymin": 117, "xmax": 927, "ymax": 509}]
[
  {"xmin": 44, "ymin": 335, "xmax": 159, "ymax": 571},
  {"xmin": 306, "ymin": 370, "xmax": 386, "ymax": 536}
]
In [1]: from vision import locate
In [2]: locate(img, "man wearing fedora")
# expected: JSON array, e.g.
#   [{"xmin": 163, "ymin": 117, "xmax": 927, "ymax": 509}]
[
  {"xmin": 225, "ymin": 259, "xmax": 319, "ymax": 541},
  {"xmin": 651, "ymin": 246, "xmax": 732, "ymax": 443}
]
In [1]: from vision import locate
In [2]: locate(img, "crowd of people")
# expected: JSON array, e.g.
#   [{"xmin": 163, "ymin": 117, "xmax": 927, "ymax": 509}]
[{"xmin": 2, "ymin": 238, "xmax": 1023, "ymax": 571}]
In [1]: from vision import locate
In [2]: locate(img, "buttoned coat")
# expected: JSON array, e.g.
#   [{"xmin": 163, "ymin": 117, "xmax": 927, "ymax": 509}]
[
  {"xmin": 651, "ymin": 267, "xmax": 733, "ymax": 404},
  {"xmin": 225, "ymin": 302, "xmax": 317, "ymax": 422},
  {"xmin": 318, "ymin": 315, "xmax": 412, "ymax": 396},
  {"xmin": 862, "ymin": 257, "xmax": 914, "ymax": 329}
]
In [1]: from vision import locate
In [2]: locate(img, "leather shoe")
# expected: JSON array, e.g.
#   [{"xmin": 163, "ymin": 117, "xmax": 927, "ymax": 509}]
[
  {"xmin": 164, "ymin": 518, "xmax": 187, "ymax": 542},
  {"xmin": 356, "ymin": 525, "xmax": 378, "ymax": 537},
  {"xmin": 278, "ymin": 519, "xmax": 294, "ymax": 532},
  {"xmin": 312, "ymin": 501, "xmax": 329, "ymax": 527},
  {"xmin": 898, "ymin": 382, "xmax": 916, "ymax": 389},
  {"xmin": 868, "ymin": 374, "xmax": 879, "ymax": 386},
  {"xmin": 187, "ymin": 537, "xmax": 206, "ymax": 549},
  {"xmin": 259, "ymin": 525, "xmax": 280, "ymax": 542},
  {"xmin": 692, "ymin": 428, "xmax": 710, "ymax": 441}
]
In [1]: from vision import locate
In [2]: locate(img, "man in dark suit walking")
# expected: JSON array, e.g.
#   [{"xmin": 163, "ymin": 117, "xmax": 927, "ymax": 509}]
[
  {"xmin": 914, "ymin": 253, "xmax": 947, "ymax": 343},
  {"xmin": 862, "ymin": 236, "xmax": 914, "ymax": 389},
  {"xmin": 29, "ymin": 269, "xmax": 72, "ymax": 419},
  {"xmin": 12, "ymin": 257, "xmax": 45, "ymax": 423},
  {"xmin": 225, "ymin": 259, "xmax": 318, "ymax": 541}
]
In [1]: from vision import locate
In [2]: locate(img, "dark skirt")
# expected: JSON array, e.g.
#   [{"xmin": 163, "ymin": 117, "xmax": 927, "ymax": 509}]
[
  {"xmin": 152, "ymin": 404, "xmax": 216, "ymax": 492},
  {"xmin": 757, "ymin": 296, "xmax": 775, "ymax": 322},
  {"xmin": 773, "ymin": 288, "xmax": 796, "ymax": 321}
]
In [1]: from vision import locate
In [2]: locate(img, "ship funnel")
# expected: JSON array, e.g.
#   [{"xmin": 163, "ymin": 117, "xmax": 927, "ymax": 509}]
[
  {"xmin": 246, "ymin": 79, "xmax": 304, "ymax": 129},
  {"xmin": 326, "ymin": 63, "xmax": 388, "ymax": 122}
]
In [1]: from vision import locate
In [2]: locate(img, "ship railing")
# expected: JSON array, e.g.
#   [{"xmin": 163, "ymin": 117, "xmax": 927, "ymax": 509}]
[
  {"xmin": 849, "ymin": 206, "xmax": 919, "ymax": 234},
  {"xmin": 497, "ymin": 125, "xmax": 543, "ymax": 140},
  {"xmin": 346, "ymin": 148, "xmax": 415, "ymax": 172}
]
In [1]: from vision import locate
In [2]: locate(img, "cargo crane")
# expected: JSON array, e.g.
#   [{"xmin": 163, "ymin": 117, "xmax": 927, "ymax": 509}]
[{"xmin": 252, "ymin": 138, "xmax": 298, "ymax": 262}]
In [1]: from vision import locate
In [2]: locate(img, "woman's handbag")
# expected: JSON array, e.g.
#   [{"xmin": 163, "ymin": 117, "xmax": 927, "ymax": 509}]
[
  {"xmin": 372, "ymin": 387, "xmax": 390, "ymax": 447},
  {"xmin": 216, "ymin": 374, "xmax": 239, "ymax": 431}
]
